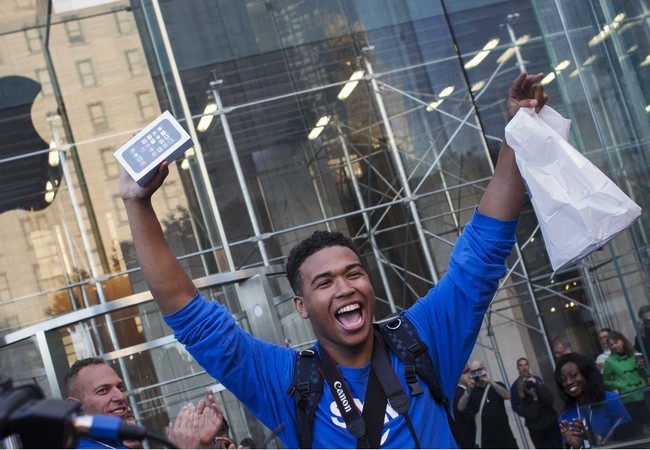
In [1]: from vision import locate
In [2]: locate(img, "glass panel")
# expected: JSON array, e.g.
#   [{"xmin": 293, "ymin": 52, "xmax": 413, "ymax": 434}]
[
  {"xmin": 577, "ymin": 386, "xmax": 650, "ymax": 447},
  {"xmin": 0, "ymin": 337, "xmax": 48, "ymax": 394}
]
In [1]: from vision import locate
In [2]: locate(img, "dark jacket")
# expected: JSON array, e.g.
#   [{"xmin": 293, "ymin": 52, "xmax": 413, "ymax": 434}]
[{"xmin": 509, "ymin": 375, "xmax": 558, "ymax": 430}]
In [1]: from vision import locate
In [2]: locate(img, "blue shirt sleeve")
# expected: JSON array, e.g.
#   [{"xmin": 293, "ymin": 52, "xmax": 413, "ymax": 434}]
[
  {"xmin": 404, "ymin": 209, "xmax": 518, "ymax": 400},
  {"xmin": 163, "ymin": 293, "xmax": 300, "ymax": 447}
]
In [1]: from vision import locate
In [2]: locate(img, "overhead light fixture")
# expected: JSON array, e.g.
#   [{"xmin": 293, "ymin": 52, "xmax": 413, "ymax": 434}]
[
  {"xmin": 181, "ymin": 148, "xmax": 196, "ymax": 169},
  {"xmin": 44, "ymin": 180, "xmax": 55, "ymax": 203},
  {"xmin": 583, "ymin": 55, "xmax": 597, "ymax": 66},
  {"xmin": 197, "ymin": 103, "xmax": 217, "ymax": 132},
  {"xmin": 589, "ymin": 12, "xmax": 625, "ymax": 47},
  {"xmin": 337, "ymin": 70, "xmax": 365, "ymax": 100},
  {"xmin": 640, "ymin": 54, "xmax": 650, "ymax": 67},
  {"xmin": 464, "ymin": 38, "xmax": 499, "ymax": 69},
  {"xmin": 645, "ymin": 104, "xmax": 650, "ymax": 113},
  {"xmin": 541, "ymin": 72, "xmax": 556, "ymax": 85},
  {"xmin": 48, "ymin": 139, "xmax": 60, "ymax": 166},
  {"xmin": 308, "ymin": 115, "xmax": 330, "ymax": 140},
  {"xmin": 426, "ymin": 99, "xmax": 444, "ymax": 112},
  {"xmin": 471, "ymin": 81, "xmax": 485, "ymax": 92},
  {"xmin": 496, "ymin": 35, "xmax": 530, "ymax": 64},
  {"xmin": 555, "ymin": 60, "xmax": 571, "ymax": 71},
  {"xmin": 438, "ymin": 85, "xmax": 455, "ymax": 98},
  {"xmin": 541, "ymin": 60, "xmax": 570, "ymax": 85},
  {"xmin": 618, "ymin": 23, "xmax": 636, "ymax": 34}
]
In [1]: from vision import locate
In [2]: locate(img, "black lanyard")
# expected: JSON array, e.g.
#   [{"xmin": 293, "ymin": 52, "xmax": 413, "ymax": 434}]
[
  {"xmin": 320, "ymin": 335, "xmax": 387, "ymax": 448},
  {"xmin": 320, "ymin": 332, "xmax": 422, "ymax": 448}
]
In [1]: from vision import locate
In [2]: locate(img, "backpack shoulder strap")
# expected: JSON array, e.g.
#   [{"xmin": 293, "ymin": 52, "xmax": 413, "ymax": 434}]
[
  {"xmin": 378, "ymin": 315, "xmax": 473, "ymax": 449},
  {"xmin": 286, "ymin": 347, "xmax": 323, "ymax": 449},
  {"xmin": 377, "ymin": 315, "xmax": 444, "ymax": 403}
]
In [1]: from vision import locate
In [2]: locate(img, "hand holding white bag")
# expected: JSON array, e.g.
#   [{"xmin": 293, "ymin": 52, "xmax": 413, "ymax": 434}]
[{"xmin": 504, "ymin": 106, "xmax": 642, "ymax": 272}]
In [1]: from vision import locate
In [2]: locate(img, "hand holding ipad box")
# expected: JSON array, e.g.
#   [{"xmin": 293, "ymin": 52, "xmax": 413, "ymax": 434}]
[{"xmin": 114, "ymin": 111, "xmax": 193, "ymax": 186}]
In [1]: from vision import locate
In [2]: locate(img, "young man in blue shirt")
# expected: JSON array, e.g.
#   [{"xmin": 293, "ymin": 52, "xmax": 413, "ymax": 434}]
[{"xmin": 120, "ymin": 73, "xmax": 547, "ymax": 448}]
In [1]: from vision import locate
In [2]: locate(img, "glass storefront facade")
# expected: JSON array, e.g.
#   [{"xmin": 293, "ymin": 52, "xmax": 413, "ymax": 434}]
[{"xmin": 1, "ymin": 0, "xmax": 648, "ymax": 446}]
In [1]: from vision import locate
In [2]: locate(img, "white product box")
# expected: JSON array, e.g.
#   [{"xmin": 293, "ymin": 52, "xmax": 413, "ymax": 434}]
[{"xmin": 114, "ymin": 111, "xmax": 193, "ymax": 186}]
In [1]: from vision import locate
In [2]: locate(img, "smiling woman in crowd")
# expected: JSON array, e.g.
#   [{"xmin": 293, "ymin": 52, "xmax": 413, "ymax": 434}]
[{"xmin": 554, "ymin": 352, "xmax": 631, "ymax": 448}]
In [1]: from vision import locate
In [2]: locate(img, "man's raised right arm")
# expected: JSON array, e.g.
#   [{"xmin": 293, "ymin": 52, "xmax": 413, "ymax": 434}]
[{"xmin": 120, "ymin": 162, "xmax": 197, "ymax": 315}]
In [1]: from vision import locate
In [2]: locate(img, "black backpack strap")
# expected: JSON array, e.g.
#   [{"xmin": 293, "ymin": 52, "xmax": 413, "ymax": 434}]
[
  {"xmin": 286, "ymin": 348, "xmax": 323, "ymax": 449},
  {"xmin": 378, "ymin": 315, "xmax": 473, "ymax": 449},
  {"xmin": 377, "ymin": 316, "xmax": 444, "ymax": 402}
]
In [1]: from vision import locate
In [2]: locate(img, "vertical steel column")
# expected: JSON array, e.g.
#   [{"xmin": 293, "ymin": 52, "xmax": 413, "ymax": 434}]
[
  {"xmin": 506, "ymin": 14, "xmax": 527, "ymax": 73},
  {"xmin": 58, "ymin": 148, "xmax": 138, "ymax": 422},
  {"xmin": 210, "ymin": 80, "xmax": 269, "ymax": 265},
  {"xmin": 509, "ymin": 244, "xmax": 555, "ymax": 364},
  {"xmin": 304, "ymin": 145, "xmax": 333, "ymax": 232},
  {"xmin": 484, "ymin": 325, "xmax": 530, "ymax": 449},
  {"xmin": 337, "ymin": 123, "xmax": 397, "ymax": 313},
  {"xmin": 362, "ymin": 50, "xmax": 438, "ymax": 282},
  {"xmin": 36, "ymin": 331, "xmax": 61, "ymax": 398},
  {"xmin": 237, "ymin": 275, "xmax": 285, "ymax": 345},
  {"xmin": 151, "ymin": 0, "xmax": 235, "ymax": 271}
]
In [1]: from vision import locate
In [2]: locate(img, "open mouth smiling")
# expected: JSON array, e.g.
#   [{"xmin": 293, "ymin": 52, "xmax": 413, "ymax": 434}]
[
  {"xmin": 335, "ymin": 303, "xmax": 363, "ymax": 329},
  {"xmin": 110, "ymin": 406, "xmax": 127, "ymax": 416}
]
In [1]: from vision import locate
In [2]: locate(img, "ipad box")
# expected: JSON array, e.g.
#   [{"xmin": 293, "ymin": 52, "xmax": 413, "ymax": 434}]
[{"xmin": 114, "ymin": 111, "xmax": 193, "ymax": 186}]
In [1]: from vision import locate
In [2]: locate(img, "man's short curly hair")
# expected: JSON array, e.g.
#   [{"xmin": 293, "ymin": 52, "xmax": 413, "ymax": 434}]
[
  {"xmin": 286, "ymin": 230, "xmax": 360, "ymax": 295},
  {"xmin": 64, "ymin": 357, "xmax": 108, "ymax": 398}
]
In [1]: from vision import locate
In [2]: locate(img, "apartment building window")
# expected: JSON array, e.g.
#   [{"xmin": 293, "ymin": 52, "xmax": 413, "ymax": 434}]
[
  {"xmin": 35, "ymin": 68, "xmax": 53, "ymax": 96},
  {"xmin": 136, "ymin": 91, "xmax": 157, "ymax": 121},
  {"xmin": 125, "ymin": 49, "xmax": 146, "ymax": 76},
  {"xmin": 76, "ymin": 59, "xmax": 97, "ymax": 87},
  {"xmin": 88, "ymin": 102, "xmax": 109, "ymax": 132},
  {"xmin": 100, "ymin": 147, "xmax": 120, "ymax": 179},
  {"xmin": 114, "ymin": 9, "xmax": 134, "ymax": 35},
  {"xmin": 24, "ymin": 28, "xmax": 42, "ymax": 53},
  {"xmin": 64, "ymin": 17, "xmax": 85, "ymax": 44}
]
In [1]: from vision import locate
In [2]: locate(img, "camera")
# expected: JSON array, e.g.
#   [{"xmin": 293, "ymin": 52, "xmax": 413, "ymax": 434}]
[
  {"xmin": 0, "ymin": 379, "xmax": 81, "ymax": 448},
  {"xmin": 524, "ymin": 378, "xmax": 536, "ymax": 390},
  {"xmin": 470, "ymin": 370, "xmax": 482, "ymax": 382}
]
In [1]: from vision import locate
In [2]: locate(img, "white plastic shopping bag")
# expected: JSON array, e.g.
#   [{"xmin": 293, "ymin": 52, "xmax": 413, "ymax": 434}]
[{"xmin": 505, "ymin": 106, "xmax": 642, "ymax": 273}]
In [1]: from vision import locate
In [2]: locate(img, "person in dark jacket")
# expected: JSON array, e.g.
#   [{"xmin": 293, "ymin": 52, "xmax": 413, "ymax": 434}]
[
  {"xmin": 510, "ymin": 357, "xmax": 562, "ymax": 448},
  {"xmin": 465, "ymin": 360, "xmax": 518, "ymax": 449},
  {"xmin": 453, "ymin": 365, "xmax": 479, "ymax": 448}
]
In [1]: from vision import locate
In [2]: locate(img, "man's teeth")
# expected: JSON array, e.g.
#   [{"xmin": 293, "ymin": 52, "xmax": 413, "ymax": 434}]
[{"xmin": 336, "ymin": 304, "xmax": 360, "ymax": 315}]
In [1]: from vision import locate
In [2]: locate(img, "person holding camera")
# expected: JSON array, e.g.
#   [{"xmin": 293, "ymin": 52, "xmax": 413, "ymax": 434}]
[
  {"xmin": 461, "ymin": 360, "xmax": 518, "ymax": 448},
  {"xmin": 510, "ymin": 357, "xmax": 562, "ymax": 449},
  {"xmin": 453, "ymin": 366, "xmax": 479, "ymax": 448}
]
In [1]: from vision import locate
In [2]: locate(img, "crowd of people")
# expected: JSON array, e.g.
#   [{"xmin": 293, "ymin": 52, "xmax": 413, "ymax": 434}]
[
  {"xmin": 452, "ymin": 311, "xmax": 650, "ymax": 449},
  {"xmin": 52, "ymin": 70, "xmax": 648, "ymax": 449}
]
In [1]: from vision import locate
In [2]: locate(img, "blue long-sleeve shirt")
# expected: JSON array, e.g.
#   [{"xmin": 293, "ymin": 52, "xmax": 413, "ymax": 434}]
[{"xmin": 165, "ymin": 210, "xmax": 518, "ymax": 448}]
